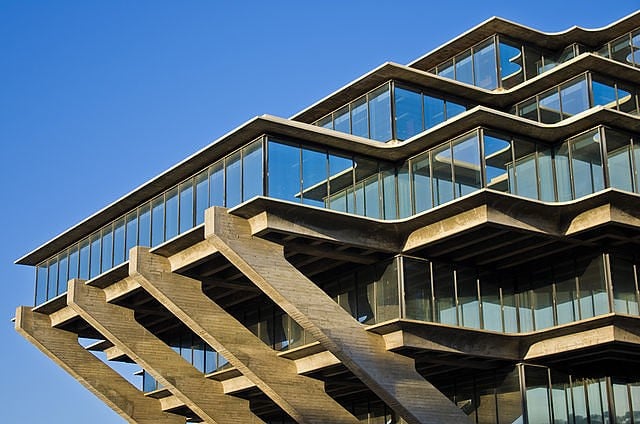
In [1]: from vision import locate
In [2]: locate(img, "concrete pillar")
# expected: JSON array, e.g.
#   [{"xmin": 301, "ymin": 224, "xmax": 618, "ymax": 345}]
[
  {"xmin": 65, "ymin": 279, "xmax": 263, "ymax": 424},
  {"xmin": 206, "ymin": 207, "xmax": 469, "ymax": 424},
  {"xmin": 15, "ymin": 306, "xmax": 184, "ymax": 424},
  {"xmin": 129, "ymin": 246, "xmax": 358, "ymax": 424}
]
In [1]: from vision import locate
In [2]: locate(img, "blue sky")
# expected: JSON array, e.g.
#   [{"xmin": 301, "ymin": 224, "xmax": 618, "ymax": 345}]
[{"xmin": 1, "ymin": 1, "xmax": 638, "ymax": 422}]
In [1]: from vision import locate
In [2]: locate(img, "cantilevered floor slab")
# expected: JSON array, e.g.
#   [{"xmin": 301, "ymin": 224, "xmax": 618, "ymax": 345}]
[
  {"xmin": 66, "ymin": 280, "xmax": 263, "ymax": 424},
  {"xmin": 15, "ymin": 306, "xmax": 183, "ymax": 424},
  {"xmin": 128, "ymin": 246, "xmax": 358, "ymax": 424},
  {"xmin": 206, "ymin": 207, "xmax": 469, "ymax": 424}
]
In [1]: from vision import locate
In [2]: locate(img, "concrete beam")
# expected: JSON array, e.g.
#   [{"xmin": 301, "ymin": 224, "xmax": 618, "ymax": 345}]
[
  {"xmin": 66, "ymin": 280, "xmax": 263, "ymax": 424},
  {"xmin": 129, "ymin": 247, "xmax": 358, "ymax": 424},
  {"xmin": 15, "ymin": 306, "xmax": 183, "ymax": 424},
  {"xmin": 206, "ymin": 207, "xmax": 469, "ymax": 424}
]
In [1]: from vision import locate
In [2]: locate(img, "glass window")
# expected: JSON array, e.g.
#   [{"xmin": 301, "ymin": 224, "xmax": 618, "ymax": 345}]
[
  {"xmin": 165, "ymin": 187, "xmax": 179, "ymax": 240},
  {"xmin": 195, "ymin": 170, "xmax": 208, "ymax": 225},
  {"xmin": 499, "ymin": 39, "xmax": 524, "ymax": 88},
  {"xmin": 610, "ymin": 255, "xmax": 639, "ymax": 315},
  {"xmin": 560, "ymin": 77, "xmax": 589, "ymax": 118},
  {"xmin": 150, "ymin": 196, "xmax": 165, "ymax": 247},
  {"xmin": 100, "ymin": 226, "xmax": 113, "ymax": 273},
  {"xmin": 125, "ymin": 211, "xmax": 138, "ymax": 259},
  {"xmin": 517, "ymin": 98, "xmax": 539, "ymax": 121},
  {"xmin": 209, "ymin": 161, "xmax": 224, "ymax": 207},
  {"xmin": 537, "ymin": 148, "xmax": 555, "ymax": 202},
  {"xmin": 381, "ymin": 168, "xmax": 396, "ymax": 220},
  {"xmin": 617, "ymin": 84, "xmax": 638, "ymax": 115},
  {"xmin": 571, "ymin": 130, "xmax": 604, "ymax": 198},
  {"xmin": 605, "ymin": 129, "xmax": 633, "ymax": 192},
  {"xmin": 433, "ymin": 263, "xmax": 457, "ymax": 325},
  {"xmin": 424, "ymin": 95, "xmax": 445, "ymax": 129},
  {"xmin": 411, "ymin": 152, "xmax": 432, "ymax": 213},
  {"xmin": 79, "ymin": 239, "xmax": 90, "ymax": 280},
  {"xmin": 317, "ymin": 115, "xmax": 333, "ymax": 130},
  {"xmin": 242, "ymin": 141, "xmax": 263, "ymax": 202},
  {"xmin": 539, "ymin": 88, "xmax": 562, "ymax": 123},
  {"xmin": 354, "ymin": 156, "xmax": 379, "ymax": 218},
  {"xmin": 328, "ymin": 153, "xmax": 353, "ymax": 212},
  {"xmin": 555, "ymin": 142, "xmax": 573, "ymax": 201},
  {"xmin": 438, "ymin": 60, "xmax": 454, "ymax": 79},
  {"xmin": 57, "ymin": 252, "xmax": 68, "ymax": 296},
  {"xmin": 576, "ymin": 255, "xmax": 608, "ymax": 319},
  {"xmin": 36, "ymin": 264, "xmax": 48, "ymax": 305},
  {"xmin": 267, "ymin": 140, "xmax": 300, "ymax": 202},
  {"xmin": 368, "ymin": 84, "xmax": 391, "ymax": 142},
  {"xmin": 524, "ymin": 366, "xmax": 552, "ymax": 423},
  {"xmin": 113, "ymin": 217, "xmax": 126, "ymax": 265},
  {"xmin": 356, "ymin": 267, "xmax": 375, "ymax": 324},
  {"xmin": 47, "ymin": 259, "xmax": 58, "ymax": 300},
  {"xmin": 375, "ymin": 260, "xmax": 399, "ymax": 322},
  {"xmin": 611, "ymin": 34, "xmax": 633, "ymax": 65},
  {"xmin": 531, "ymin": 269, "xmax": 554, "ymax": 330},
  {"xmin": 225, "ymin": 150, "xmax": 241, "ymax": 208},
  {"xmin": 431, "ymin": 142, "xmax": 454, "ymax": 205},
  {"xmin": 403, "ymin": 258, "xmax": 432, "ymax": 321},
  {"xmin": 484, "ymin": 132, "xmax": 512, "ymax": 193},
  {"xmin": 473, "ymin": 39, "xmax": 498, "ymax": 90},
  {"xmin": 591, "ymin": 78, "xmax": 618, "ymax": 108},
  {"xmin": 333, "ymin": 105, "xmax": 350, "ymax": 134},
  {"xmin": 301, "ymin": 147, "xmax": 327, "ymax": 207},
  {"xmin": 89, "ymin": 233, "xmax": 101, "ymax": 279},
  {"xmin": 479, "ymin": 271, "xmax": 503, "ymax": 332},
  {"xmin": 451, "ymin": 132, "xmax": 481, "ymax": 197},
  {"xmin": 138, "ymin": 203, "xmax": 151, "ymax": 247},
  {"xmin": 179, "ymin": 180, "xmax": 194, "ymax": 234},
  {"xmin": 193, "ymin": 339, "xmax": 205, "ymax": 373},
  {"xmin": 445, "ymin": 100, "xmax": 466, "ymax": 119},
  {"xmin": 351, "ymin": 97, "xmax": 368, "ymax": 138},
  {"xmin": 394, "ymin": 86, "xmax": 423, "ymax": 141},
  {"xmin": 612, "ymin": 380, "xmax": 632, "ymax": 423},
  {"xmin": 555, "ymin": 262, "xmax": 579, "ymax": 326},
  {"xmin": 397, "ymin": 164, "xmax": 411, "ymax": 218},
  {"xmin": 457, "ymin": 267, "xmax": 480, "ymax": 329},
  {"xmin": 454, "ymin": 51, "xmax": 473, "ymax": 85},
  {"xmin": 68, "ymin": 246, "xmax": 79, "ymax": 280},
  {"xmin": 513, "ymin": 139, "xmax": 538, "ymax": 200}
]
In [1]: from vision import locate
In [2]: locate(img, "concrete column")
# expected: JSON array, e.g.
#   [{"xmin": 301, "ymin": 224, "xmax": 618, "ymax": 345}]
[
  {"xmin": 129, "ymin": 246, "xmax": 358, "ymax": 424},
  {"xmin": 206, "ymin": 207, "xmax": 469, "ymax": 424},
  {"xmin": 15, "ymin": 306, "xmax": 183, "ymax": 424},
  {"xmin": 65, "ymin": 279, "xmax": 263, "ymax": 424}
]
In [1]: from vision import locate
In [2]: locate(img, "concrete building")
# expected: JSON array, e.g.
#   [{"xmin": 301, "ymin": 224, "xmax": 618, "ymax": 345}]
[{"xmin": 14, "ymin": 12, "xmax": 640, "ymax": 424}]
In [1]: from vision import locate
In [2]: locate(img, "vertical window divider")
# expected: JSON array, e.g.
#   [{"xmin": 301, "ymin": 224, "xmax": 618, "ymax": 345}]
[
  {"xmin": 603, "ymin": 253, "xmax": 615, "ymax": 314},
  {"xmin": 600, "ymin": 127, "xmax": 611, "ymax": 190},
  {"xmin": 398, "ymin": 256, "xmax": 405, "ymax": 319},
  {"xmin": 429, "ymin": 261, "xmax": 436, "ymax": 322},
  {"xmin": 494, "ymin": 35, "xmax": 502, "ymax": 89}
]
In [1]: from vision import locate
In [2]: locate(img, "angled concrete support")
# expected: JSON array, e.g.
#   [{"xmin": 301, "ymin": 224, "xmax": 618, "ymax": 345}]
[
  {"xmin": 66, "ymin": 280, "xmax": 263, "ymax": 424},
  {"xmin": 15, "ymin": 306, "xmax": 183, "ymax": 424},
  {"xmin": 206, "ymin": 208, "xmax": 469, "ymax": 424},
  {"xmin": 129, "ymin": 247, "xmax": 358, "ymax": 424}
]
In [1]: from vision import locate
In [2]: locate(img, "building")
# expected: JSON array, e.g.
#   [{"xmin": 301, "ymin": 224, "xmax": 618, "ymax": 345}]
[{"xmin": 14, "ymin": 11, "xmax": 640, "ymax": 424}]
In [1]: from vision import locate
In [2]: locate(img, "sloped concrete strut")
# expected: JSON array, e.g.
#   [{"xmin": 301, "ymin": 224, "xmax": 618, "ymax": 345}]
[
  {"xmin": 65, "ymin": 279, "xmax": 263, "ymax": 424},
  {"xmin": 128, "ymin": 246, "xmax": 359, "ymax": 424},
  {"xmin": 205, "ymin": 207, "xmax": 469, "ymax": 424},
  {"xmin": 15, "ymin": 306, "xmax": 183, "ymax": 424}
]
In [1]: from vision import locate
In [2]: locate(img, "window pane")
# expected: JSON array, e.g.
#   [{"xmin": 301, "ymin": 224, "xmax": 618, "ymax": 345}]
[
  {"xmin": 394, "ymin": 86, "xmax": 423, "ymax": 141},
  {"xmin": 555, "ymin": 261, "xmax": 579, "ymax": 325},
  {"xmin": 431, "ymin": 143, "xmax": 454, "ymax": 205},
  {"xmin": 445, "ymin": 101, "xmax": 466, "ymax": 119},
  {"xmin": 451, "ymin": 132, "xmax": 481, "ymax": 197},
  {"xmin": 424, "ymin": 95, "xmax": 445, "ymax": 129},
  {"xmin": 135, "ymin": 204, "xmax": 150, "ymax": 248},
  {"xmin": 375, "ymin": 260, "xmax": 399, "ymax": 322},
  {"xmin": 317, "ymin": 115, "xmax": 332, "ymax": 130},
  {"xmin": 195, "ymin": 170, "xmax": 208, "ymax": 225},
  {"xmin": 397, "ymin": 164, "xmax": 412, "ymax": 218},
  {"xmin": 555, "ymin": 142, "xmax": 573, "ymax": 201},
  {"xmin": 381, "ymin": 168, "xmax": 396, "ymax": 219},
  {"xmin": 151, "ymin": 196, "xmax": 165, "ymax": 247},
  {"xmin": 403, "ymin": 257, "xmax": 432, "ymax": 321},
  {"xmin": 354, "ymin": 156, "xmax": 379, "ymax": 218},
  {"xmin": 100, "ymin": 226, "xmax": 113, "ymax": 273},
  {"xmin": 411, "ymin": 152, "xmax": 432, "ymax": 213},
  {"xmin": 438, "ymin": 59, "xmax": 454, "ymax": 79},
  {"xmin": 499, "ymin": 39, "xmax": 524, "ymax": 88},
  {"xmin": 610, "ymin": 255, "xmax": 639, "ymax": 315},
  {"xmin": 591, "ymin": 78, "xmax": 617, "ymax": 108},
  {"xmin": 513, "ymin": 139, "xmax": 538, "ymax": 200},
  {"xmin": 368, "ymin": 84, "xmax": 392, "ymax": 142},
  {"xmin": 560, "ymin": 77, "xmax": 589, "ymax": 118},
  {"xmin": 113, "ymin": 217, "xmax": 126, "ymax": 265},
  {"xmin": 165, "ymin": 187, "xmax": 178, "ymax": 240},
  {"xmin": 611, "ymin": 34, "xmax": 633, "ymax": 65},
  {"xmin": 457, "ymin": 267, "xmax": 480, "ymax": 329},
  {"xmin": 209, "ymin": 161, "xmax": 224, "ymax": 207},
  {"xmin": 531, "ymin": 270, "xmax": 554, "ymax": 330},
  {"xmin": 539, "ymin": 88, "xmax": 562, "ymax": 123},
  {"xmin": 484, "ymin": 132, "xmax": 512, "ymax": 192},
  {"xmin": 617, "ymin": 84, "xmax": 638, "ymax": 115},
  {"xmin": 605, "ymin": 129, "xmax": 633, "ymax": 192},
  {"xmin": 89, "ymin": 233, "xmax": 101, "ymax": 278},
  {"xmin": 242, "ymin": 141, "xmax": 263, "ymax": 201},
  {"xmin": 79, "ymin": 239, "xmax": 90, "ymax": 280},
  {"xmin": 479, "ymin": 271, "xmax": 502, "ymax": 331},
  {"xmin": 225, "ymin": 151, "xmax": 241, "ymax": 207},
  {"xmin": 518, "ymin": 97, "xmax": 539, "ymax": 121},
  {"xmin": 328, "ymin": 153, "xmax": 353, "ymax": 212},
  {"xmin": 179, "ymin": 180, "xmax": 194, "ymax": 234},
  {"xmin": 525, "ymin": 366, "xmax": 552, "ymax": 423},
  {"xmin": 68, "ymin": 246, "xmax": 79, "ymax": 280},
  {"xmin": 455, "ymin": 50, "xmax": 473, "ymax": 85},
  {"xmin": 571, "ymin": 130, "xmax": 604, "ymax": 198},
  {"xmin": 333, "ymin": 105, "xmax": 350, "ymax": 134},
  {"xmin": 612, "ymin": 381, "xmax": 632, "ymax": 423},
  {"xmin": 473, "ymin": 39, "xmax": 498, "ymax": 89},
  {"xmin": 267, "ymin": 140, "xmax": 300, "ymax": 202},
  {"xmin": 433, "ymin": 263, "xmax": 457, "ymax": 325},
  {"xmin": 125, "ymin": 211, "xmax": 138, "ymax": 259},
  {"xmin": 57, "ymin": 253, "xmax": 69, "ymax": 296},
  {"xmin": 538, "ymin": 148, "xmax": 555, "ymax": 202},
  {"xmin": 576, "ymin": 255, "xmax": 608, "ymax": 319},
  {"xmin": 36, "ymin": 264, "xmax": 48, "ymax": 305},
  {"xmin": 351, "ymin": 97, "xmax": 368, "ymax": 138},
  {"xmin": 47, "ymin": 259, "xmax": 58, "ymax": 300},
  {"xmin": 302, "ymin": 147, "xmax": 327, "ymax": 207}
]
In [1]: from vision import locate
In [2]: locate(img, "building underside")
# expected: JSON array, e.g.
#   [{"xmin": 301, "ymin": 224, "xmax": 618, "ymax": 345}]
[{"xmin": 14, "ymin": 11, "xmax": 640, "ymax": 424}]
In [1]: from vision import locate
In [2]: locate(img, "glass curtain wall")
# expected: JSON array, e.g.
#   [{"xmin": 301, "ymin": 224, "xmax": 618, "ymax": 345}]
[
  {"xmin": 514, "ymin": 73, "xmax": 639, "ymax": 123},
  {"xmin": 430, "ymin": 36, "xmax": 581, "ymax": 90},
  {"xmin": 33, "ymin": 127, "xmax": 640, "ymax": 305},
  {"xmin": 598, "ymin": 27, "xmax": 640, "ymax": 68}
]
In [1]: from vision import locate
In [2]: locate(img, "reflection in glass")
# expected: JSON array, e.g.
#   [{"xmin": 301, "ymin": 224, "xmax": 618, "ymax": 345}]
[
  {"xmin": 499, "ymin": 39, "xmax": 524, "ymax": 88},
  {"xmin": 351, "ymin": 97, "xmax": 368, "ymax": 138},
  {"xmin": 151, "ymin": 196, "xmax": 164, "ymax": 247},
  {"xmin": 368, "ymin": 85, "xmax": 392, "ymax": 141},
  {"xmin": 412, "ymin": 153, "xmax": 432, "ymax": 213},
  {"xmin": 125, "ymin": 211, "xmax": 138, "ymax": 259},
  {"xmin": 424, "ymin": 95, "xmax": 445, "ymax": 128},
  {"xmin": 209, "ymin": 161, "xmax": 224, "ymax": 207},
  {"xmin": 473, "ymin": 39, "xmax": 498, "ymax": 89},
  {"xmin": 394, "ymin": 87, "xmax": 423, "ymax": 141},
  {"xmin": 432, "ymin": 143, "xmax": 454, "ymax": 205},
  {"xmin": 451, "ymin": 132, "xmax": 481, "ymax": 196},
  {"xmin": 571, "ymin": 130, "xmax": 604, "ymax": 198},
  {"xmin": 138, "ymin": 203, "xmax": 151, "ymax": 247},
  {"xmin": 57, "ymin": 253, "xmax": 68, "ymax": 296},
  {"xmin": 100, "ymin": 226, "xmax": 113, "ymax": 273},
  {"xmin": 610, "ymin": 255, "xmax": 639, "ymax": 315},
  {"xmin": 89, "ymin": 233, "xmax": 101, "ymax": 279},
  {"xmin": 539, "ymin": 88, "xmax": 562, "ymax": 123},
  {"xmin": 79, "ymin": 239, "xmax": 90, "ymax": 280},
  {"xmin": 455, "ymin": 51, "xmax": 473, "ymax": 85},
  {"xmin": 267, "ymin": 141, "xmax": 300, "ymax": 203},
  {"xmin": 113, "ymin": 218, "xmax": 125, "ymax": 265},
  {"xmin": 195, "ymin": 170, "xmax": 208, "ymax": 225},
  {"xmin": 242, "ymin": 141, "xmax": 263, "ymax": 202},
  {"xmin": 606, "ymin": 129, "xmax": 634, "ymax": 192},
  {"xmin": 165, "ymin": 187, "xmax": 178, "ymax": 240},
  {"xmin": 179, "ymin": 180, "xmax": 194, "ymax": 234},
  {"xmin": 47, "ymin": 259, "xmax": 58, "ymax": 299},
  {"xmin": 225, "ymin": 151, "xmax": 241, "ymax": 207},
  {"xmin": 484, "ymin": 132, "xmax": 512, "ymax": 192},
  {"xmin": 302, "ymin": 147, "xmax": 327, "ymax": 207},
  {"xmin": 560, "ymin": 77, "xmax": 589, "ymax": 118}
]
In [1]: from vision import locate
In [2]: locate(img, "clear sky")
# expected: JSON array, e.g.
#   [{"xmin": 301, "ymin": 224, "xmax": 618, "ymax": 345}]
[{"xmin": 1, "ymin": 1, "xmax": 638, "ymax": 422}]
